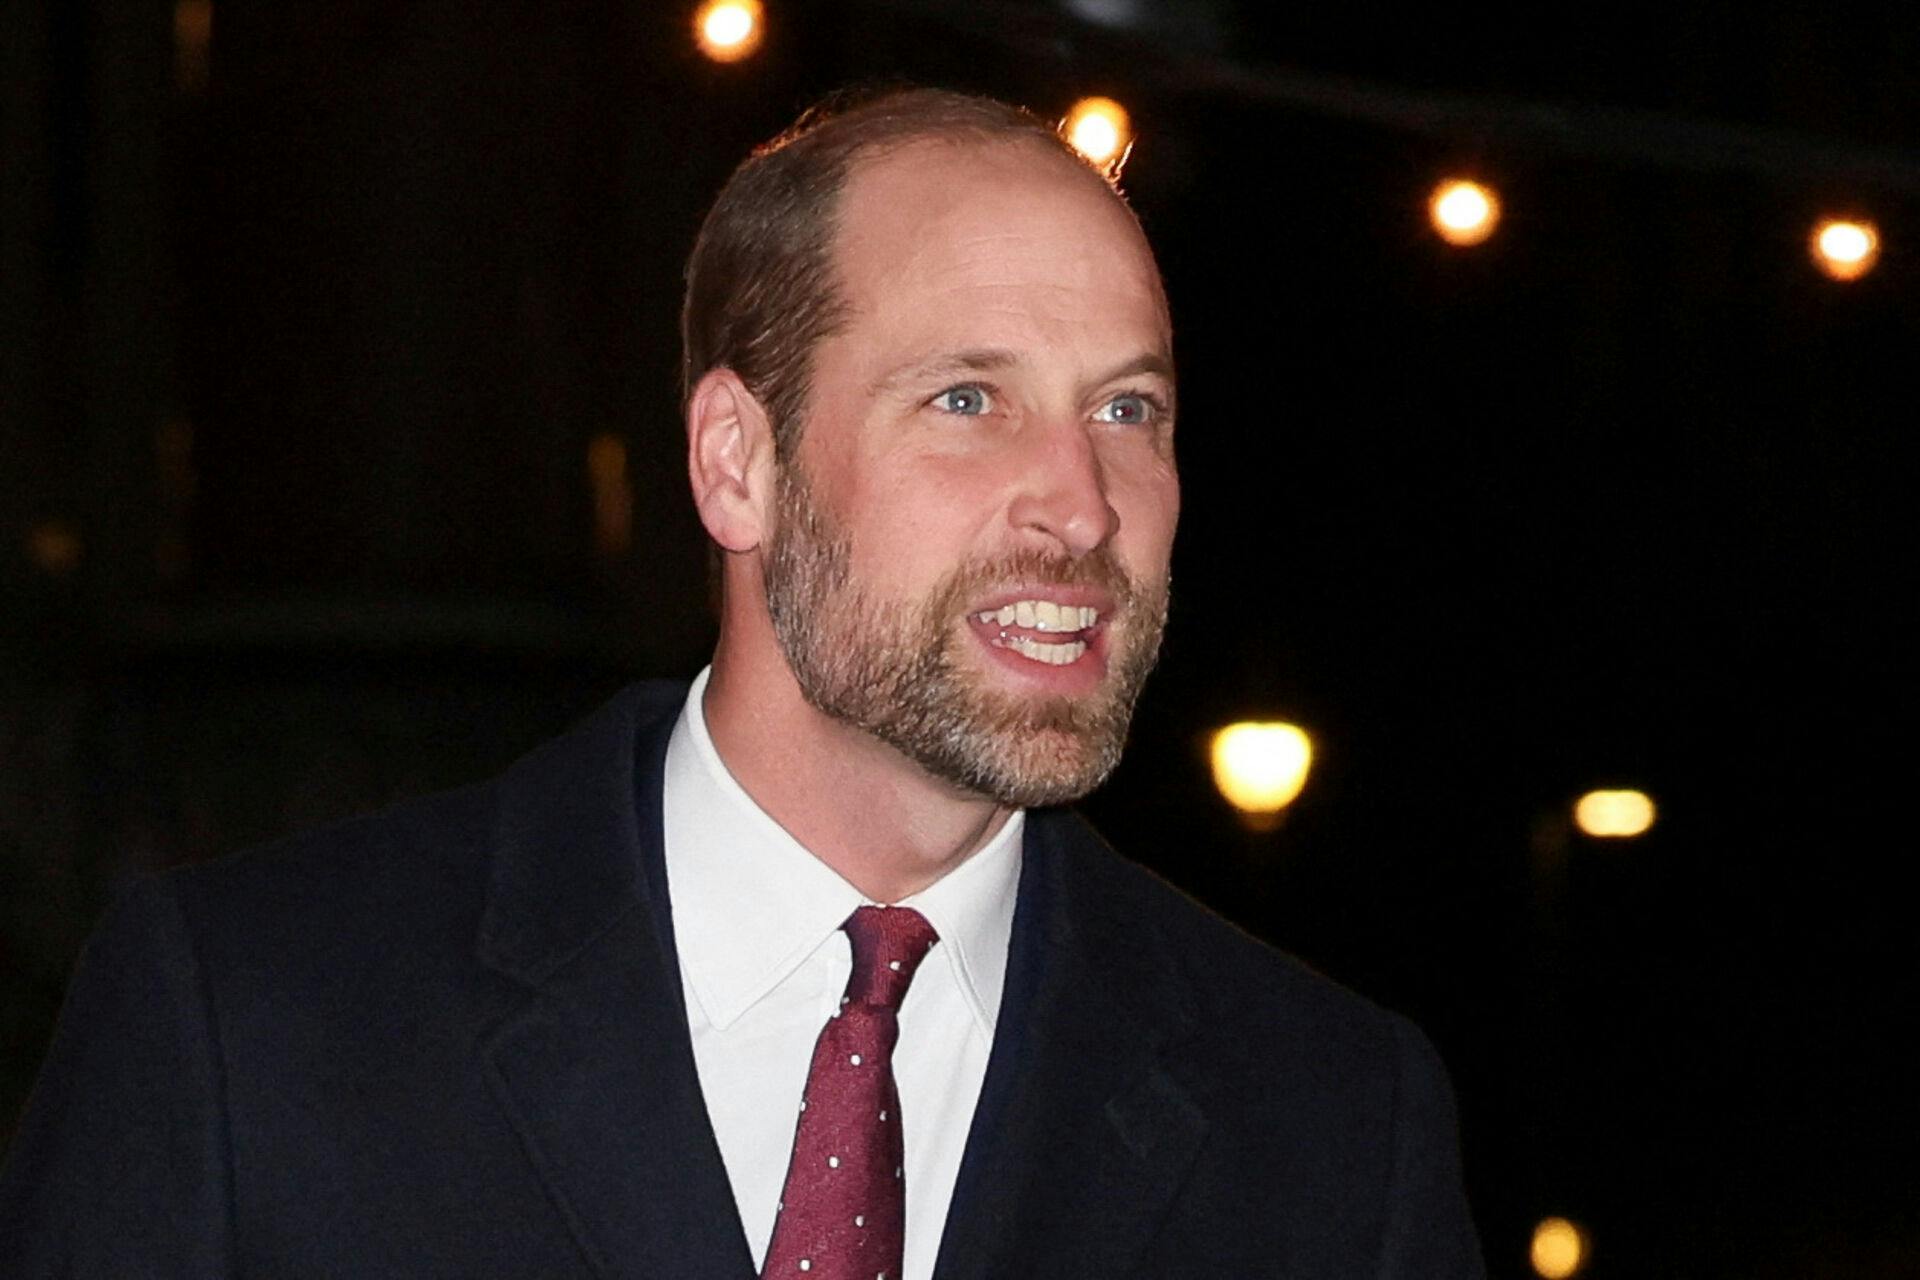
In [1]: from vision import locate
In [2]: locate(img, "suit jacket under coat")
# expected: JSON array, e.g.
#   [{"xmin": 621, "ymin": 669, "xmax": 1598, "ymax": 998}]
[{"xmin": 0, "ymin": 680, "xmax": 1485, "ymax": 1278}]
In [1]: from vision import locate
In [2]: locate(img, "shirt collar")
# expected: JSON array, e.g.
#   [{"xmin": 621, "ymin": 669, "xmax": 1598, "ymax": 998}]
[{"xmin": 662, "ymin": 666, "xmax": 1022, "ymax": 1036}]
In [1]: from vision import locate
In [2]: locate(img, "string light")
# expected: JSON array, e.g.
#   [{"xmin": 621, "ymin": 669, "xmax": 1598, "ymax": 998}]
[
  {"xmin": 694, "ymin": 0, "xmax": 763, "ymax": 63},
  {"xmin": 1810, "ymin": 217, "xmax": 1879, "ymax": 281},
  {"xmin": 1530, "ymin": 1217, "xmax": 1589, "ymax": 1278},
  {"xmin": 1429, "ymin": 179, "xmax": 1501, "ymax": 246},
  {"xmin": 1573, "ymin": 790, "xmax": 1655, "ymax": 838},
  {"xmin": 1211, "ymin": 722, "xmax": 1313, "ymax": 828},
  {"xmin": 1062, "ymin": 96, "xmax": 1133, "ymax": 172}
]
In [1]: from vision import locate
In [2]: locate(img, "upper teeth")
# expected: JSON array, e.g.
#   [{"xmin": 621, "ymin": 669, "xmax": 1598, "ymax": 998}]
[{"xmin": 973, "ymin": 601, "xmax": 1099, "ymax": 632}]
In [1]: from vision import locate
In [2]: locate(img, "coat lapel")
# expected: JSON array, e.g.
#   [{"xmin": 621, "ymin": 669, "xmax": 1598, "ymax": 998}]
[
  {"xmin": 475, "ymin": 682, "xmax": 756, "ymax": 1280},
  {"xmin": 466, "ymin": 682, "xmax": 1207, "ymax": 1278},
  {"xmin": 934, "ymin": 810, "xmax": 1210, "ymax": 1280}
]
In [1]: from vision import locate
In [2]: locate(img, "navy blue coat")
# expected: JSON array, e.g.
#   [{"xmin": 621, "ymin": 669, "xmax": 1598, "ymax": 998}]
[{"xmin": 1, "ymin": 681, "xmax": 1484, "ymax": 1277}]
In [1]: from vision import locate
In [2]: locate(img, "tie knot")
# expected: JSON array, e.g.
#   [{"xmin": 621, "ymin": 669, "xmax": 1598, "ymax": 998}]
[{"xmin": 842, "ymin": 905, "xmax": 939, "ymax": 1010}]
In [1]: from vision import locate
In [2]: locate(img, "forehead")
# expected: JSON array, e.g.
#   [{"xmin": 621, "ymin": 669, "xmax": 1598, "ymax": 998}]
[{"xmin": 827, "ymin": 138, "xmax": 1170, "ymax": 361}]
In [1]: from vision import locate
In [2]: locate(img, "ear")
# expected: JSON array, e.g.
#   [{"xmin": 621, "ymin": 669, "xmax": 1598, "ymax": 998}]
[{"xmin": 687, "ymin": 368, "xmax": 778, "ymax": 554}]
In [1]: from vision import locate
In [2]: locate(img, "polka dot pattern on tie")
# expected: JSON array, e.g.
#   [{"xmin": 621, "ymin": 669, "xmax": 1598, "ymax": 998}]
[{"xmin": 758, "ymin": 906, "xmax": 939, "ymax": 1280}]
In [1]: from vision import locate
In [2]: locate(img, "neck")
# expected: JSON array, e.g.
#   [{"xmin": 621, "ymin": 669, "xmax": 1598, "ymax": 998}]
[{"xmin": 701, "ymin": 628, "xmax": 1015, "ymax": 903}]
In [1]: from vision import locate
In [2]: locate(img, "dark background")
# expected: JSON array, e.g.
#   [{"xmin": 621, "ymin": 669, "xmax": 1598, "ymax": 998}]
[{"xmin": 3, "ymin": 1, "xmax": 1914, "ymax": 1275}]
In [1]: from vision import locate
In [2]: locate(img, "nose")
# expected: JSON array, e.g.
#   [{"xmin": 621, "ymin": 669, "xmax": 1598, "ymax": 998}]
[{"xmin": 1005, "ymin": 420, "xmax": 1118, "ymax": 559}]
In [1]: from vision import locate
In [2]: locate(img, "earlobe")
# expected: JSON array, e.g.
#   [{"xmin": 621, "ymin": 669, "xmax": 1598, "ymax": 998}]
[{"xmin": 687, "ymin": 369, "xmax": 776, "ymax": 553}]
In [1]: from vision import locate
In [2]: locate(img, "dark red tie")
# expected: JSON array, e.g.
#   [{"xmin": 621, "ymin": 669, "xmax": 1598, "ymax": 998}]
[{"xmin": 760, "ymin": 906, "xmax": 940, "ymax": 1280}]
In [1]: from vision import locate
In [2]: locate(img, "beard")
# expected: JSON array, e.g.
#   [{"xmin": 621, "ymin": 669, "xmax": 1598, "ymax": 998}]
[{"xmin": 762, "ymin": 461, "xmax": 1170, "ymax": 808}]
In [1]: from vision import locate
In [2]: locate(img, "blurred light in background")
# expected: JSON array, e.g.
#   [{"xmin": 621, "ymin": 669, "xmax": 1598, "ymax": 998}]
[
  {"xmin": 1530, "ymin": 1216, "xmax": 1588, "ymax": 1278},
  {"xmin": 1574, "ymin": 789, "xmax": 1655, "ymax": 838},
  {"xmin": 1211, "ymin": 722, "xmax": 1313, "ymax": 827},
  {"xmin": 26, "ymin": 521, "xmax": 84, "ymax": 577},
  {"xmin": 173, "ymin": 0, "xmax": 212, "ymax": 94},
  {"xmin": 1810, "ymin": 218, "xmax": 1879, "ymax": 280},
  {"xmin": 587, "ymin": 433, "xmax": 634, "ymax": 559},
  {"xmin": 1064, "ymin": 0, "xmax": 1146, "ymax": 27},
  {"xmin": 1063, "ymin": 96, "xmax": 1132, "ymax": 172},
  {"xmin": 694, "ymin": 0, "xmax": 763, "ymax": 63},
  {"xmin": 1429, "ymin": 179, "xmax": 1501, "ymax": 246}
]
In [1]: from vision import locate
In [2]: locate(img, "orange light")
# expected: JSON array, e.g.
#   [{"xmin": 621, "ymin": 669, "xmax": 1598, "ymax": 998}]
[
  {"xmin": 173, "ymin": 0, "xmax": 212, "ymax": 93},
  {"xmin": 1573, "ymin": 789, "xmax": 1655, "ymax": 838},
  {"xmin": 1810, "ymin": 218, "xmax": 1879, "ymax": 281},
  {"xmin": 27, "ymin": 521, "xmax": 83, "ymax": 576},
  {"xmin": 587, "ymin": 433, "xmax": 634, "ymax": 558},
  {"xmin": 695, "ymin": 0, "xmax": 763, "ymax": 62},
  {"xmin": 1210, "ymin": 722, "xmax": 1313, "ymax": 828},
  {"xmin": 1429, "ymin": 179, "xmax": 1501, "ymax": 246},
  {"xmin": 1530, "ymin": 1217, "xmax": 1589, "ymax": 1278},
  {"xmin": 1062, "ymin": 97, "xmax": 1132, "ymax": 172}
]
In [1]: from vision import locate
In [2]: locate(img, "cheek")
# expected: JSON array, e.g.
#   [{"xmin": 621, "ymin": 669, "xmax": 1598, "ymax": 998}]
[
  {"xmin": 874, "ymin": 452, "xmax": 1009, "ymax": 539},
  {"xmin": 1110, "ymin": 457, "xmax": 1181, "ymax": 565},
  {"xmin": 839, "ymin": 480, "xmax": 979, "ymax": 594}
]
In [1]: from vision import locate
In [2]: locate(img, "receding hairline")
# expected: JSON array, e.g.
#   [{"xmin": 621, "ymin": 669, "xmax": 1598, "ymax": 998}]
[
  {"xmin": 822, "ymin": 130, "xmax": 1170, "ymax": 322},
  {"xmin": 679, "ymin": 87, "xmax": 1160, "ymax": 442},
  {"xmin": 831, "ymin": 128, "xmax": 1145, "ymax": 242}
]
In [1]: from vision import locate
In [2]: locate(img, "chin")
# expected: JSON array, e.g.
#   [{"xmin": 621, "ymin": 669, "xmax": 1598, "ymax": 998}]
[{"xmin": 942, "ymin": 720, "xmax": 1125, "ymax": 808}]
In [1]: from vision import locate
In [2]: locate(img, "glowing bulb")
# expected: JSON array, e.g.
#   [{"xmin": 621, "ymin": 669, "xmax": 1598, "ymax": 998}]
[
  {"xmin": 1811, "ymin": 218, "xmax": 1879, "ymax": 281},
  {"xmin": 695, "ymin": 0, "xmax": 762, "ymax": 62},
  {"xmin": 1429, "ymin": 179, "xmax": 1501, "ymax": 246},
  {"xmin": 1573, "ymin": 789, "xmax": 1655, "ymax": 838},
  {"xmin": 1530, "ymin": 1217, "xmax": 1588, "ymax": 1278},
  {"xmin": 1211, "ymin": 723, "xmax": 1313, "ymax": 822},
  {"xmin": 1063, "ymin": 97, "xmax": 1132, "ymax": 170}
]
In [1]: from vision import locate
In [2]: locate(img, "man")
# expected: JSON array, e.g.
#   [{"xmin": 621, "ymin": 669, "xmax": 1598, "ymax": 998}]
[{"xmin": 0, "ymin": 88, "xmax": 1484, "ymax": 1277}]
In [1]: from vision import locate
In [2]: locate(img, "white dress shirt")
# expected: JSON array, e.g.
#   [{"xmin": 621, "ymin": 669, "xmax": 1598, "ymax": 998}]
[{"xmin": 662, "ymin": 666, "xmax": 1022, "ymax": 1279}]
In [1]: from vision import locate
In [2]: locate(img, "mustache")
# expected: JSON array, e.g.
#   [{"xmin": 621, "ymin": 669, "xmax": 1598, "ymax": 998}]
[{"xmin": 931, "ymin": 545, "xmax": 1149, "ymax": 616}]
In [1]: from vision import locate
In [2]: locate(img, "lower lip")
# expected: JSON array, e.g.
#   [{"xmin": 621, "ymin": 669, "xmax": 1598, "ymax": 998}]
[{"xmin": 964, "ymin": 617, "xmax": 1109, "ymax": 693}]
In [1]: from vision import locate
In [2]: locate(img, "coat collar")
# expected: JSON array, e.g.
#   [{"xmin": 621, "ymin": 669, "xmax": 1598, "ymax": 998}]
[
  {"xmin": 476, "ymin": 679, "xmax": 685, "ymax": 988},
  {"xmin": 472, "ymin": 681, "xmax": 1209, "ymax": 1279},
  {"xmin": 476, "ymin": 680, "xmax": 757, "ymax": 1280}
]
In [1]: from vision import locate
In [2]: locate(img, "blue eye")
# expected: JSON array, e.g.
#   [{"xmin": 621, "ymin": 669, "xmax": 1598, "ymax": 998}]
[
  {"xmin": 931, "ymin": 385, "xmax": 993, "ymax": 416},
  {"xmin": 1095, "ymin": 392, "xmax": 1158, "ymax": 425}
]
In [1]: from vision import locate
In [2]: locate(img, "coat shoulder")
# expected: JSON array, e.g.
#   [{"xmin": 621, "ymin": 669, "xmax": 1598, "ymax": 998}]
[
  {"xmin": 1038, "ymin": 808, "xmax": 1422, "ymax": 1067},
  {"xmin": 154, "ymin": 677, "xmax": 687, "ymax": 989},
  {"xmin": 1031, "ymin": 810, "xmax": 1485, "ymax": 1276}
]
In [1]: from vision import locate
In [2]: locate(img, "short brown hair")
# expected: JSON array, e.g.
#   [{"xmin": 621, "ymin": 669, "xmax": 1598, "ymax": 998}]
[{"xmin": 680, "ymin": 86, "xmax": 1119, "ymax": 459}]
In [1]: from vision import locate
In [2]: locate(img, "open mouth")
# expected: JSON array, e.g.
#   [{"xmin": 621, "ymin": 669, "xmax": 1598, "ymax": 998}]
[{"xmin": 967, "ymin": 597, "xmax": 1104, "ymax": 668}]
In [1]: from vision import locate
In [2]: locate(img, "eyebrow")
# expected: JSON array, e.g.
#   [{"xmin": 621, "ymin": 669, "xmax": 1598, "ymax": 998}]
[
  {"xmin": 1094, "ymin": 352, "xmax": 1177, "ymax": 387},
  {"xmin": 868, "ymin": 348, "xmax": 1176, "ymax": 397},
  {"xmin": 868, "ymin": 348, "xmax": 1018, "ymax": 397}
]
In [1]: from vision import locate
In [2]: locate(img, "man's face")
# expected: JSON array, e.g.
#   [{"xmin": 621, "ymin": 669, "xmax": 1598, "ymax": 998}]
[{"xmin": 763, "ymin": 138, "xmax": 1180, "ymax": 807}]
